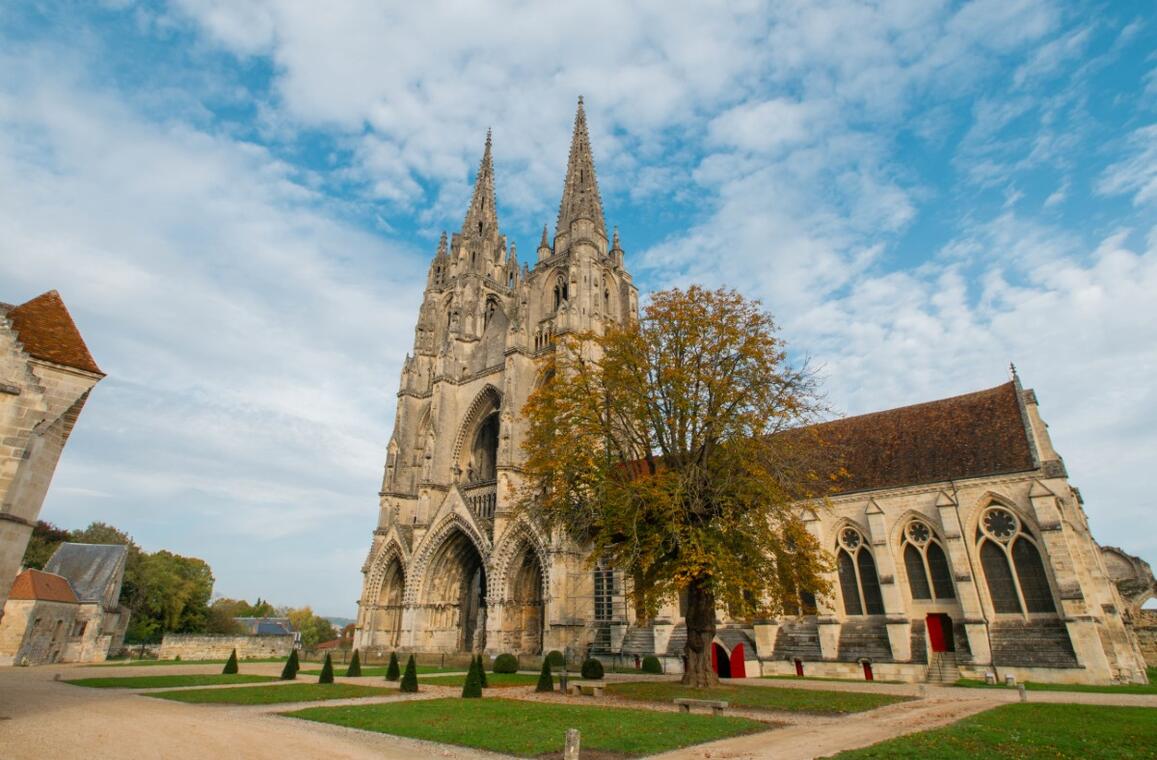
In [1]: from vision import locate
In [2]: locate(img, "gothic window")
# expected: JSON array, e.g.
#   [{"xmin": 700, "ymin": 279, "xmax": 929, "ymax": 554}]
[
  {"xmin": 900, "ymin": 519, "xmax": 956, "ymax": 601},
  {"xmin": 836, "ymin": 526, "xmax": 885, "ymax": 616},
  {"xmin": 977, "ymin": 506, "xmax": 1057, "ymax": 615}
]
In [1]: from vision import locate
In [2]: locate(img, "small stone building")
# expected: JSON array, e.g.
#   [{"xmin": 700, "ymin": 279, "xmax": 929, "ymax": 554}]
[
  {"xmin": 0, "ymin": 291, "xmax": 104, "ymax": 624},
  {"xmin": 0, "ymin": 543, "xmax": 130, "ymax": 665}
]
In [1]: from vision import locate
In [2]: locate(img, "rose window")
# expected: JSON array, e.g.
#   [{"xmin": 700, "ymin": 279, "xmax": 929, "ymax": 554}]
[
  {"xmin": 982, "ymin": 508, "xmax": 1018, "ymax": 542},
  {"xmin": 840, "ymin": 528, "xmax": 862, "ymax": 550},
  {"xmin": 906, "ymin": 521, "xmax": 931, "ymax": 545}
]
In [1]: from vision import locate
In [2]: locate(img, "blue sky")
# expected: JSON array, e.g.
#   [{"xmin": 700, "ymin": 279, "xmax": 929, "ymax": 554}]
[{"xmin": 2, "ymin": 1, "xmax": 1155, "ymax": 617}]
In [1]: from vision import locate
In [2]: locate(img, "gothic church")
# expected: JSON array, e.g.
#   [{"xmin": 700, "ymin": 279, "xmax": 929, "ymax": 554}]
[{"xmin": 354, "ymin": 100, "xmax": 1151, "ymax": 685}]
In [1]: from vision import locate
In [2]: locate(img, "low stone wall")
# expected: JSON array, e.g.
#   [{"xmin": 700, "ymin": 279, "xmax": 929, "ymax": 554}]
[{"xmin": 158, "ymin": 634, "xmax": 293, "ymax": 660}]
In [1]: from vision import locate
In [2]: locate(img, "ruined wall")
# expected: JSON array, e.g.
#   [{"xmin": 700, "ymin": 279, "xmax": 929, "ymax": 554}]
[
  {"xmin": 0, "ymin": 598, "xmax": 77, "ymax": 665},
  {"xmin": 1134, "ymin": 610, "xmax": 1157, "ymax": 668},
  {"xmin": 158, "ymin": 633, "xmax": 293, "ymax": 660}
]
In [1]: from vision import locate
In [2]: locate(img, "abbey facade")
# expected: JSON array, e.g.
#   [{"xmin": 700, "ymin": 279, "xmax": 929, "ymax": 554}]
[{"xmin": 354, "ymin": 101, "xmax": 1152, "ymax": 685}]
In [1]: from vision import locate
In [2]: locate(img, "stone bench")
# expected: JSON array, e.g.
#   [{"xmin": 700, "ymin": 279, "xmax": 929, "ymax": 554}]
[
  {"xmin": 674, "ymin": 698, "xmax": 728, "ymax": 716},
  {"xmin": 566, "ymin": 680, "xmax": 605, "ymax": 697}
]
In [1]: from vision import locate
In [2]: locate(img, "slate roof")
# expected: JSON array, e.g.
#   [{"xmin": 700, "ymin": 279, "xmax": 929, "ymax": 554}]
[
  {"xmin": 2, "ymin": 291, "xmax": 103, "ymax": 375},
  {"xmin": 233, "ymin": 617, "xmax": 295, "ymax": 636},
  {"xmin": 43, "ymin": 543, "xmax": 127, "ymax": 607},
  {"xmin": 8, "ymin": 569, "xmax": 79, "ymax": 604},
  {"xmin": 805, "ymin": 381, "xmax": 1037, "ymax": 495}
]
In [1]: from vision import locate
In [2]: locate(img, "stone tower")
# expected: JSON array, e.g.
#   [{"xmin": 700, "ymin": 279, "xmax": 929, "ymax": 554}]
[{"xmin": 355, "ymin": 99, "xmax": 638, "ymax": 655}]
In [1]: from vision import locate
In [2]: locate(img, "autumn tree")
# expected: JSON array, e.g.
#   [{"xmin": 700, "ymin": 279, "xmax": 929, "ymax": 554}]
[{"xmin": 521, "ymin": 286, "xmax": 834, "ymax": 687}]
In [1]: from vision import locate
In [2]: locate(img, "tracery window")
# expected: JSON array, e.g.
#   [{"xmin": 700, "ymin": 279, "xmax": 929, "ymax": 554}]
[
  {"xmin": 901, "ymin": 519, "xmax": 956, "ymax": 601},
  {"xmin": 836, "ymin": 526, "xmax": 885, "ymax": 616},
  {"xmin": 976, "ymin": 506, "xmax": 1057, "ymax": 614},
  {"xmin": 594, "ymin": 560, "xmax": 615, "ymax": 622}
]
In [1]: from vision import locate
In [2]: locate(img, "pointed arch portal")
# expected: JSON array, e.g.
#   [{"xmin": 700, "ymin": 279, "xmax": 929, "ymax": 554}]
[
  {"xmin": 423, "ymin": 529, "xmax": 487, "ymax": 652},
  {"xmin": 502, "ymin": 544, "xmax": 545, "ymax": 654}
]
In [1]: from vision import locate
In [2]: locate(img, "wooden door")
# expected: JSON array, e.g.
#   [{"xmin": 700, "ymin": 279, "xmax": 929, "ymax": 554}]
[{"xmin": 729, "ymin": 642, "xmax": 746, "ymax": 678}]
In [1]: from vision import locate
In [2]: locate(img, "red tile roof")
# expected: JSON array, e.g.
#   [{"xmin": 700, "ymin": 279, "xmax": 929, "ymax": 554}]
[
  {"xmin": 8, "ymin": 569, "xmax": 79, "ymax": 604},
  {"xmin": 806, "ymin": 382, "xmax": 1037, "ymax": 495},
  {"xmin": 5, "ymin": 291, "xmax": 103, "ymax": 375}
]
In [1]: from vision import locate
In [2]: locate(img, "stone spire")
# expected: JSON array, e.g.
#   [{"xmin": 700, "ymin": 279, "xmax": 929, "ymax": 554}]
[
  {"xmin": 462, "ymin": 129, "xmax": 499, "ymax": 239},
  {"xmin": 555, "ymin": 97, "xmax": 606, "ymax": 240}
]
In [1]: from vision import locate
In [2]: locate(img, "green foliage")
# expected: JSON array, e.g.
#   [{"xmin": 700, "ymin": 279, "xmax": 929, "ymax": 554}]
[
  {"xmin": 475, "ymin": 654, "xmax": 488, "ymax": 688},
  {"xmin": 20, "ymin": 521, "xmax": 70, "ymax": 570},
  {"xmin": 345, "ymin": 649, "xmax": 362, "ymax": 677},
  {"xmin": 222, "ymin": 650, "xmax": 239, "ymax": 674},
  {"xmin": 280, "ymin": 649, "xmax": 300, "ymax": 680},
  {"xmin": 493, "ymin": 653, "xmax": 518, "ymax": 673},
  {"xmin": 400, "ymin": 655, "xmax": 418, "ymax": 693},
  {"xmin": 642, "ymin": 655, "xmax": 663, "ymax": 674},
  {"xmin": 461, "ymin": 657, "xmax": 483, "ymax": 698},
  {"xmin": 546, "ymin": 650, "xmax": 564, "ymax": 668},
  {"xmin": 287, "ymin": 698, "xmax": 767, "ymax": 757},
  {"xmin": 318, "ymin": 653, "xmax": 334, "ymax": 684},
  {"xmin": 535, "ymin": 657, "xmax": 554, "ymax": 692},
  {"xmin": 206, "ymin": 597, "xmax": 277, "ymax": 634},
  {"xmin": 580, "ymin": 658, "xmax": 604, "ymax": 680},
  {"xmin": 385, "ymin": 651, "xmax": 401, "ymax": 681},
  {"xmin": 831, "ymin": 703, "xmax": 1157, "ymax": 758},
  {"xmin": 287, "ymin": 607, "xmax": 337, "ymax": 648}
]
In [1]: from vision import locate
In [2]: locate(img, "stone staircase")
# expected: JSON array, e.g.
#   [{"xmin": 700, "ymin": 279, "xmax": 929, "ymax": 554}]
[
  {"xmin": 590, "ymin": 624, "xmax": 613, "ymax": 654},
  {"xmin": 620, "ymin": 625, "xmax": 655, "ymax": 655},
  {"xmin": 990, "ymin": 620, "xmax": 1078, "ymax": 668},
  {"xmin": 773, "ymin": 621, "xmax": 823, "ymax": 661},
  {"xmin": 925, "ymin": 651, "xmax": 961, "ymax": 684}
]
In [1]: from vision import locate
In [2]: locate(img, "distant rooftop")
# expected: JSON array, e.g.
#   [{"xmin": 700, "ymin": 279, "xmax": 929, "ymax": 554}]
[
  {"xmin": 8, "ymin": 568, "xmax": 78, "ymax": 604},
  {"xmin": 2, "ymin": 290, "xmax": 103, "ymax": 375},
  {"xmin": 44, "ymin": 543, "xmax": 128, "ymax": 607}
]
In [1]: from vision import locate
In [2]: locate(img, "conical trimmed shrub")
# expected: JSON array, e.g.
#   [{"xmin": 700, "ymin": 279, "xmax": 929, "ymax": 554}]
[
  {"xmin": 385, "ymin": 651, "xmax": 401, "ymax": 681},
  {"xmin": 319, "ymin": 652, "xmax": 335, "ymax": 684},
  {"xmin": 222, "ymin": 649, "xmax": 238, "ymax": 675},
  {"xmin": 476, "ymin": 654, "xmax": 488, "ymax": 688},
  {"xmin": 345, "ymin": 649, "xmax": 362, "ymax": 677},
  {"xmin": 280, "ymin": 649, "xmax": 300, "ymax": 680},
  {"xmin": 400, "ymin": 654, "xmax": 419, "ymax": 693},
  {"xmin": 535, "ymin": 656, "xmax": 554, "ymax": 692},
  {"xmin": 462, "ymin": 656, "xmax": 483, "ymax": 698}
]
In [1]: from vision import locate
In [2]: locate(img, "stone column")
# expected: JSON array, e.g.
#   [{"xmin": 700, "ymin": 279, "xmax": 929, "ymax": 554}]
[{"xmin": 935, "ymin": 490, "xmax": 992, "ymax": 665}]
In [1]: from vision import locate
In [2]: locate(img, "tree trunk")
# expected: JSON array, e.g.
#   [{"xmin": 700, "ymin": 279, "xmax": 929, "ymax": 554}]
[{"xmin": 681, "ymin": 576, "xmax": 718, "ymax": 687}]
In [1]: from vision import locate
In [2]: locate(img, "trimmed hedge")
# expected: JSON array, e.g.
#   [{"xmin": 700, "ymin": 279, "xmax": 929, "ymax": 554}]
[
  {"xmin": 535, "ymin": 657, "xmax": 554, "ymax": 692},
  {"xmin": 345, "ymin": 649, "xmax": 362, "ymax": 677},
  {"xmin": 222, "ymin": 649, "xmax": 238, "ymax": 675},
  {"xmin": 385, "ymin": 651, "xmax": 401, "ymax": 681},
  {"xmin": 280, "ymin": 649, "xmax": 300, "ymax": 680},
  {"xmin": 580, "ymin": 658, "xmax": 604, "ymax": 680},
  {"xmin": 475, "ymin": 654, "xmax": 488, "ymax": 688},
  {"xmin": 546, "ymin": 650, "xmax": 564, "ymax": 668},
  {"xmin": 318, "ymin": 653, "xmax": 334, "ymax": 684},
  {"xmin": 400, "ymin": 654, "xmax": 419, "ymax": 692},
  {"xmin": 641, "ymin": 655, "xmax": 663, "ymax": 674},
  {"xmin": 462, "ymin": 657, "xmax": 483, "ymax": 698},
  {"xmin": 493, "ymin": 653, "xmax": 519, "ymax": 673}
]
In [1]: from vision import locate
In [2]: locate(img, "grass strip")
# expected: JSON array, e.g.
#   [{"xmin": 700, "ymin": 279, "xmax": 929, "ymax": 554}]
[
  {"xmin": 288, "ymin": 696, "xmax": 768, "ymax": 757},
  {"xmin": 92, "ymin": 658, "xmax": 283, "ymax": 667},
  {"xmin": 831, "ymin": 703, "xmax": 1157, "ymax": 759},
  {"xmin": 298, "ymin": 664, "xmax": 465, "ymax": 677},
  {"xmin": 606, "ymin": 680, "xmax": 907, "ymax": 714},
  {"xmin": 149, "ymin": 683, "xmax": 389, "ymax": 704},
  {"xmin": 66, "ymin": 674, "xmax": 276, "ymax": 689},
  {"xmin": 952, "ymin": 678, "xmax": 1157, "ymax": 695},
  {"xmin": 420, "ymin": 672, "xmax": 540, "ymax": 688}
]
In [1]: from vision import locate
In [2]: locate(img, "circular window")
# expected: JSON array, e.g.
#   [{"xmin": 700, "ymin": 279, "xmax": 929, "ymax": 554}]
[
  {"xmin": 840, "ymin": 527, "xmax": 862, "ymax": 550},
  {"xmin": 982, "ymin": 508, "xmax": 1018, "ymax": 542},
  {"xmin": 906, "ymin": 521, "xmax": 931, "ymax": 545}
]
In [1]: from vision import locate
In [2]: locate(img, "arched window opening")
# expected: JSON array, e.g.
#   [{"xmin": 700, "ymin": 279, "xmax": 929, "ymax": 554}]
[
  {"xmin": 594, "ymin": 560, "xmax": 615, "ymax": 622},
  {"xmin": 553, "ymin": 279, "xmax": 568, "ymax": 311},
  {"xmin": 469, "ymin": 411, "xmax": 500, "ymax": 483},
  {"xmin": 977, "ymin": 506, "xmax": 1057, "ymax": 615},
  {"xmin": 836, "ymin": 527, "xmax": 884, "ymax": 615},
  {"xmin": 901, "ymin": 520, "xmax": 956, "ymax": 601}
]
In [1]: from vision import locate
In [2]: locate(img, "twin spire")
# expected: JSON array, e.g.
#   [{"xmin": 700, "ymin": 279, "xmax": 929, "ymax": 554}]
[{"xmin": 458, "ymin": 98, "xmax": 607, "ymax": 245}]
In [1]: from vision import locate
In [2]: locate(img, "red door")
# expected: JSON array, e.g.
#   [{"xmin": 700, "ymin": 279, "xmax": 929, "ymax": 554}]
[
  {"xmin": 794, "ymin": 659, "xmax": 804, "ymax": 677},
  {"xmin": 862, "ymin": 661, "xmax": 874, "ymax": 681},
  {"xmin": 926, "ymin": 613, "xmax": 946, "ymax": 652},
  {"xmin": 729, "ymin": 643, "xmax": 746, "ymax": 678}
]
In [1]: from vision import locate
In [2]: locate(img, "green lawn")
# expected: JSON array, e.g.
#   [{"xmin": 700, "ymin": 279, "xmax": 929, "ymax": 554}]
[
  {"xmin": 952, "ymin": 678, "xmax": 1157, "ymax": 695},
  {"xmin": 420, "ymin": 672, "xmax": 540, "ymax": 688},
  {"xmin": 66, "ymin": 674, "xmax": 277, "ymax": 689},
  {"xmin": 92, "ymin": 658, "xmax": 283, "ymax": 667},
  {"xmin": 606, "ymin": 680, "xmax": 907, "ymax": 714},
  {"xmin": 762, "ymin": 675, "xmax": 902, "ymax": 685},
  {"xmin": 150, "ymin": 683, "xmax": 390, "ymax": 705},
  {"xmin": 287, "ymin": 697, "xmax": 769, "ymax": 757},
  {"xmin": 831, "ymin": 703, "xmax": 1157, "ymax": 759},
  {"xmin": 298, "ymin": 664, "xmax": 466, "ymax": 677}
]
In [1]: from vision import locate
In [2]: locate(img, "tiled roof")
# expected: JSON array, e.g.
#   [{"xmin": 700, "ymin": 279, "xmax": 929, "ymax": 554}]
[
  {"xmin": 4, "ymin": 290, "xmax": 103, "ymax": 375},
  {"xmin": 44, "ymin": 544, "xmax": 127, "ymax": 606},
  {"xmin": 806, "ymin": 381, "xmax": 1037, "ymax": 495},
  {"xmin": 8, "ymin": 569, "xmax": 79, "ymax": 604}
]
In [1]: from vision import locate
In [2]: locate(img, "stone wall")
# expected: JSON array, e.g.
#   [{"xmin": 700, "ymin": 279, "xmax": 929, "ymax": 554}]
[
  {"xmin": 1134, "ymin": 610, "xmax": 1157, "ymax": 668},
  {"xmin": 158, "ymin": 634, "xmax": 293, "ymax": 660},
  {"xmin": 0, "ymin": 598, "xmax": 78, "ymax": 665}
]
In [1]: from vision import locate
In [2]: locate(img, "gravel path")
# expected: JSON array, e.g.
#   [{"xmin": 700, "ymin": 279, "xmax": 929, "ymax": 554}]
[{"xmin": 2, "ymin": 663, "xmax": 1153, "ymax": 759}]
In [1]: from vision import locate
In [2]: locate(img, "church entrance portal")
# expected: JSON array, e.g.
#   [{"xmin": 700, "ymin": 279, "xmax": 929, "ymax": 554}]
[
  {"xmin": 424, "ymin": 530, "xmax": 487, "ymax": 652},
  {"xmin": 503, "ymin": 544, "xmax": 545, "ymax": 654},
  {"xmin": 373, "ymin": 557, "xmax": 405, "ymax": 648}
]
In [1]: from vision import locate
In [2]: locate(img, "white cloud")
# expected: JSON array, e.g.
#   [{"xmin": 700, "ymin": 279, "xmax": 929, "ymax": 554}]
[{"xmin": 1098, "ymin": 124, "xmax": 1157, "ymax": 207}]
